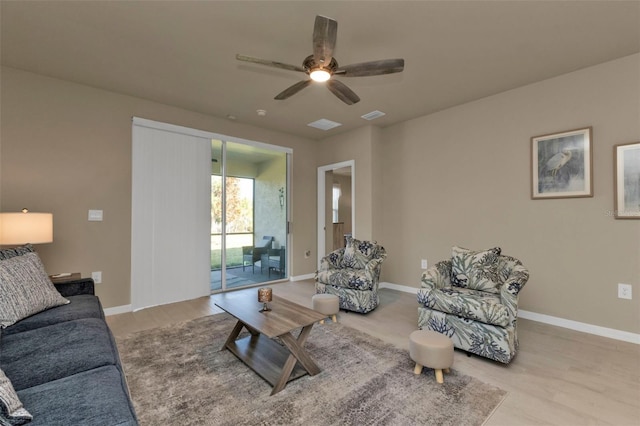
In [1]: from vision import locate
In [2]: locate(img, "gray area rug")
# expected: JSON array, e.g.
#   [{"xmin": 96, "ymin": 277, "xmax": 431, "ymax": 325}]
[{"xmin": 117, "ymin": 314, "xmax": 506, "ymax": 426}]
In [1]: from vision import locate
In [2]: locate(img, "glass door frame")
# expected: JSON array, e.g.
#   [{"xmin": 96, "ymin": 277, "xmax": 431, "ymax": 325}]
[{"xmin": 211, "ymin": 135, "xmax": 291, "ymax": 293}]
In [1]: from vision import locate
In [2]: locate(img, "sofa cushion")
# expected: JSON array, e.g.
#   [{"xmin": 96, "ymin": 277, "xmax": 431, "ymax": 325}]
[
  {"xmin": 0, "ymin": 318, "xmax": 118, "ymax": 391},
  {"xmin": 1, "ymin": 295, "xmax": 104, "ymax": 336},
  {"xmin": 418, "ymin": 287, "xmax": 510, "ymax": 327},
  {"xmin": 0, "ymin": 244, "xmax": 33, "ymax": 261},
  {"xmin": 0, "ymin": 368, "xmax": 32, "ymax": 426},
  {"xmin": 450, "ymin": 246, "xmax": 502, "ymax": 294},
  {"xmin": 16, "ymin": 366, "xmax": 137, "ymax": 426},
  {"xmin": 0, "ymin": 252, "xmax": 70, "ymax": 328}
]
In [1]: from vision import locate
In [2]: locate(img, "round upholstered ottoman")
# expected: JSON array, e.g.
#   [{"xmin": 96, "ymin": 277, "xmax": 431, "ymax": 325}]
[
  {"xmin": 409, "ymin": 330, "xmax": 454, "ymax": 384},
  {"xmin": 312, "ymin": 294, "xmax": 339, "ymax": 324}
]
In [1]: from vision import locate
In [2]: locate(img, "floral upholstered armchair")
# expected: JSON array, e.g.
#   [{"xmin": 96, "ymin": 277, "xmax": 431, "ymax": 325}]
[
  {"xmin": 417, "ymin": 246, "xmax": 529, "ymax": 364},
  {"xmin": 315, "ymin": 237, "xmax": 387, "ymax": 313}
]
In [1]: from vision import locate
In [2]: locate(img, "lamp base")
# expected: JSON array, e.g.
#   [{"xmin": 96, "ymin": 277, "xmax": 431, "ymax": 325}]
[{"xmin": 259, "ymin": 302, "xmax": 271, "ymax": 312}]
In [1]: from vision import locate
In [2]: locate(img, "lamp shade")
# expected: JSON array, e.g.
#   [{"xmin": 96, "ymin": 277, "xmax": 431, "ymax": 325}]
[{"xmin": 0, "ymin": 211, "xmax": 53, "ymax": 245}]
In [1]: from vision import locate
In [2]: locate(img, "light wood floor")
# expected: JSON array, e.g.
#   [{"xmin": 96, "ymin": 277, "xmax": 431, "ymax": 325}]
[{"xmin": 107, "ymin": 280, "xmax": 640, "ymax": 425}]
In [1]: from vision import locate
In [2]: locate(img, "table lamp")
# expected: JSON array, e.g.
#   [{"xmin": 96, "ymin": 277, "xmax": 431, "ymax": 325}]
[
  {"xmin": 258, "ymin": 287, "xmax": 272, "ymax": 312},
  {"xmin": 0, "ymin": 208, "xmax": 53, "ymax": 246}
]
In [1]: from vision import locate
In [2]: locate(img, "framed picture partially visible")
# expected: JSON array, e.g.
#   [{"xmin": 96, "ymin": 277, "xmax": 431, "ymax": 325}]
[
  {"xmin": 531, "ymin": 127, "xmax": 593, "ymax": 199},
  {"xmin": 614, "ymin": 141, "xmax": 640, "ymax": 219}
]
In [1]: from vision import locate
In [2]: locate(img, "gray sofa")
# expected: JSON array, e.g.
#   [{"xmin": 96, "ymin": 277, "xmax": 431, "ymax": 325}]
[{"xmin": 0, "ymin": 277, "xmax": 138, "ymax": 425}]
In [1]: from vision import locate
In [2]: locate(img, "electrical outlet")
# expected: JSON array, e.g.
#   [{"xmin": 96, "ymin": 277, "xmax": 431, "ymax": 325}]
[
  {"xmin": 421, "ymin": 259, "xmax": 428, "ymax": 269},
  {"xmin": 618, "ymin": 283, "xmax": 632, "ymax": 300},
  {"xmin": 92, "ymin": 271, "xmax": 102, "ymax": 284}
]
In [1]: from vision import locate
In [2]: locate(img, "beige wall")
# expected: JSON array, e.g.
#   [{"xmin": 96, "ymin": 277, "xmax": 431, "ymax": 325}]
[
  {"xmin": 0, "ymin": 67, "xmax": 318, "ymax": 309},
  {"xmin": 379, "ymin": 54, "xmax": 640, "ymax": 333}
]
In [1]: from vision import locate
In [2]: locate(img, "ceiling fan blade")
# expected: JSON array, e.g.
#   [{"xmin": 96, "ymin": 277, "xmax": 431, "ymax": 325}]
[
  {"xmin": 274, "ymin": 80, "xmax": 313, "ymax": 100},
  {"xmin": 326, "ymin": 79, "xmax": 360, "ymax": 105},
  {"xmin": 312, "ymin": 15, "xmax": 338, "ymax": 68},
  {"xmin": 335, "ymin": 58, "xmax": 405, "ymax": 77},
  {"xmin": 236, "ymin": 54, "xmax": 305, "ymax": 73}
]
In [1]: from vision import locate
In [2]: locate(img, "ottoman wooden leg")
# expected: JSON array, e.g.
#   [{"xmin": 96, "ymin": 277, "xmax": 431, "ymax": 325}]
[
  {"xmin": 319, "ymin": 319, "xmax": 325, "ymax": 325},
  {"xmin": 414, "ymin": 363, "xmax": 423, "ymax": 375},
  {"xmin": 435, "ymin": 369, "xmax": 444, "ymax": 384},
  {"xmin": 331, "ymin": 314, "xmax": 337, "ymax": 323}
]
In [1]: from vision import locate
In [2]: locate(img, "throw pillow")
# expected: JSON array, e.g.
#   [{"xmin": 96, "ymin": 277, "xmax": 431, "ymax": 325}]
[
  {"xmin": 342, "ymin": 237, "xmax": 377, "ymax": 269},
  {"xmin": 450, "ymin": 246, "xmax": 502, "ymax": 293},
  {"xmin": 0, "ymin": 252, "xmax": 69, "ymax": 328},
  {"xmin": 0, "ymin": 368, "xmax": 32, "ymax": 425},
  {"xmin": 0, "ymin": 245, "xmax": 33, "ymax": 261}
]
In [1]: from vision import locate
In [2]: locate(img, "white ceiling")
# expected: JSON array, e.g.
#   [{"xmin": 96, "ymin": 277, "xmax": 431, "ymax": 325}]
[{"xmin": 2, "ymin": 1, "xmax": 639, "ymax": 140}]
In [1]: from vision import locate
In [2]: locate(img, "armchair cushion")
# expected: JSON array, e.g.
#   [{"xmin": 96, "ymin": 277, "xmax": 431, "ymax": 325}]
[
  {"xmin": 451, "ymin": 246, "xmax": 502, "ymax": 294},
  {"xmin": 418, "ymin": 287, "xmax": 510, "ymax": 327}
]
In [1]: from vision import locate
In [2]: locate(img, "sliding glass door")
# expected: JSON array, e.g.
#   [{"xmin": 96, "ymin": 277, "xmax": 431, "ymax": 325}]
[{"xmin": 210, "ymin": 140, "xmax": 289, "ymax": 292}]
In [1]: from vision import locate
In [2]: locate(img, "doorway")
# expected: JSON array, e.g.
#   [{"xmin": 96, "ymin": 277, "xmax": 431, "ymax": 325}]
[{"xmin": 317, "ymin": 160, "xmax": 355, "ymax": 267}]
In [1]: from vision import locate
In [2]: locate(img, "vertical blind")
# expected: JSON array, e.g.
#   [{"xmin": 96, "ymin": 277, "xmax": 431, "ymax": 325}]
[{"xmin": 131, "ymin": 119, "xmax": 211, "ymax": 310}]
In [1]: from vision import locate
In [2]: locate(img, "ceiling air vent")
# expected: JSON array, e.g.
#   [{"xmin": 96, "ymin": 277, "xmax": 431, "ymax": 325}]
[
  {"xmin": 361, "ymin": 110, "xmax": 386, "ymax": 121},
  {"xmin": 307, "ymin": 119, "xmax": 342, "ymax": 131}
]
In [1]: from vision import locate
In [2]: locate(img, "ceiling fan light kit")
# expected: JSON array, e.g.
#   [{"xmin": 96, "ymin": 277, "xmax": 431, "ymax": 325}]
[{"xmin": 236, "ymin": 15, "xmax": 404, "ymax": 105}]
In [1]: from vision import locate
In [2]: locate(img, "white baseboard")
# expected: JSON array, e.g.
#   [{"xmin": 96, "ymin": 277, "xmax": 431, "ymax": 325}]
[
  {"xmin": 379, "ymin": 282, "xmax": 640, "ymax": 345},
  {"xmin": 103, "ymin": 304, "xmax": 132, "ymax": 316},
  {"xmin": 518, "ymin": 310, "xmax": 640, "ymax": 345},
  {"xmin": 291, "ymin": 273, "xmax": 315, "ymax": 282}
]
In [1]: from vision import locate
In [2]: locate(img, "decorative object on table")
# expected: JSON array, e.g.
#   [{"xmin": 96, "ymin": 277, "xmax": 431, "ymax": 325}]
[
  {"xmin": 0, "ymin": 208, "xmax": 53, "ymax": 245},
  {"xmin": 311, "ymin": 293, "xmax": 339, "ymax": 324},
  {"xmin": 417, "ymin": 246, "xmax": 529, "ymax": 364},
  {"xmin": 613, "ymin": 141, "xmax": 640, "ymax": 219},
  {"xmin": 315, "ymin": 237, "xmax": 387, "ymax": 313},
  {"xmin": 531, "ymin": 127, "xmax": 593, "ymax": 199},
  {"xmin": 117, "ymin": 314, "xmax": 507, "ymax": 426},
  {"xmin": 257, "ymin": 287, "xmax": 272, "ymax": 312},
  {"xmin": 409, "ymin": 330, "xmax": 454, "ymax": 384}
]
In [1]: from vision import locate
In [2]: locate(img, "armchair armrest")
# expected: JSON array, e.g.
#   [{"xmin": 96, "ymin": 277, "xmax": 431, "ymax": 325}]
[
  {"xmin": 363, "ymin": 257, "xmax": 385, "ymax": 282},
  {"xmin": 54, "ymin": 278, "xmax": 95, "ymax": 297},
  {"xmin": 500, "ymin": 263, "xmax": 529, "ymax": 319},
  {"xmin": 420, "ymin": 260, "xmax": 452, "ymax": 290}
]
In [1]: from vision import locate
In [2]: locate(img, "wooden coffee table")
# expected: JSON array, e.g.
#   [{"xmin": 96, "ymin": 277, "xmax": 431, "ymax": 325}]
[{"xmin": 213, "ymin": 288, "xmax": 326, "ymax": 395}]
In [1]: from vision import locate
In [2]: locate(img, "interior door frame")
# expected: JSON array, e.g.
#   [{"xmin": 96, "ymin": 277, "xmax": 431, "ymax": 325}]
[{"xmin": 317, "ymin": 160, "xmax": 355, "ymax": 268}]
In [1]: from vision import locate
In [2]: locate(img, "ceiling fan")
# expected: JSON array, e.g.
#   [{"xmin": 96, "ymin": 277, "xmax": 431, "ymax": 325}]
[{"xmin": 236, "ymin": 15, "xmax": 404, "ymax": 105}]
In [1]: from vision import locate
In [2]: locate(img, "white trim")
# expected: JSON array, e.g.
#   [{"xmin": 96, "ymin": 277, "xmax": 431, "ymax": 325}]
[
  {"xmin": 380, "ymin": 281, "xmax": 418, "ymax": 294},
  {"xmin": 380, "ymin": 282, "xmax": 640, "ymax": 345},
  {"xmin": 291, "ymin": 273, "xmax": 315, "ymax": 282},
  {"xmin": 518, "ymin": 310, "xmax": 640, "ymax": 345},
  {"xmin": 104, "ymin": 304, "xmax": 132, "ymax": 316}
]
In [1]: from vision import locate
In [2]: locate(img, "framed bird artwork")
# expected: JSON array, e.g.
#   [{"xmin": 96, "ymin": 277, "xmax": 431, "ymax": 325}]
[{"xmin": 531, "ymin": 127, "xmax": 593, "ymax": 199}]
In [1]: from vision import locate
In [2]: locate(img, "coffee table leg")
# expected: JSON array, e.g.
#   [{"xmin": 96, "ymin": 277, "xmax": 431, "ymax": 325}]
[
  {"xmin": 271, "ymin": 324, "xmax": 321, "ymax": 395},
  {"xmin": 222, "ymin": 320, "xmax": 245, "ymax": 351}
]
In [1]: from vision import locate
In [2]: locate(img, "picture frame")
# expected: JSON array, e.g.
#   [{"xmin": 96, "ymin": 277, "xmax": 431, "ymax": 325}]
[
  {"xmin": 613, "ymin": 141, "xmax": 640, "ymax": 219},
  {"xmin": 531, "ymin": 127, "xmax": 593, "ymax": 199}
]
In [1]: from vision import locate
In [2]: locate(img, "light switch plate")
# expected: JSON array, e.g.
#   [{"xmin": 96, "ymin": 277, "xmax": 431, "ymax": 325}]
[{"xmin": 88, "ymin": 210, "xmax": 103, "ymax": 221}]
